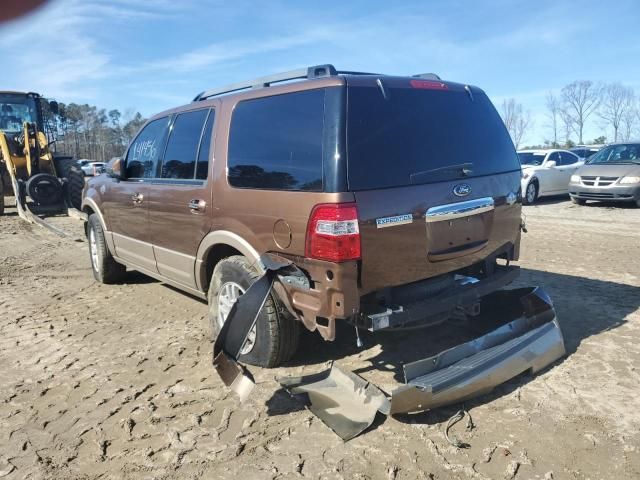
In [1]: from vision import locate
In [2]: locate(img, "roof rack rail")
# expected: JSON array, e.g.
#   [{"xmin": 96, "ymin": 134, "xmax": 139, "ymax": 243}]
[
  {"xmin": 412, "ymin": 73, "xmax": 442, "ymax": 80},
  {"xmin": 193, "ymin": 64, "xmax": 339, "ymax": 102}
]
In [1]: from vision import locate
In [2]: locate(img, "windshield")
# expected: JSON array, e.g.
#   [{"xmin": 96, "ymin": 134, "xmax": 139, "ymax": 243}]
[
  {"xmin": 518, "ymin": 152, "xmax": 546, "ymax": 166},
  {"xmin": 0, "ymin": 94, "xmax": 37, "ymax": 133},
  {"xmin": 345, "ymin": 83, "xmax": 520, "ymax": 190},
  {"xmin": 588, "ymin": 144, "xmax": 640, "ymax": 164}
]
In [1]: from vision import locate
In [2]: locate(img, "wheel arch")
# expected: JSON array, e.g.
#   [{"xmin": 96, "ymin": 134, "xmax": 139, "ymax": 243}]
[{"xmin": 195, "ymin": 231, "xmax": 262, "ymax": 292}]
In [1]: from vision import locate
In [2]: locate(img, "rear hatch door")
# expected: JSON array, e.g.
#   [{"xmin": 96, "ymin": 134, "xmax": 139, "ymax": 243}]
[{"xmin": 345, "ymin": 76, "xmax": 522, "ymax": 292}]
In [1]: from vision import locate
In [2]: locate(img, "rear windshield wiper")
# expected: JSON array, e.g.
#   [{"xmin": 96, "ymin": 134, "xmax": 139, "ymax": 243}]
[{"xmin": 409, "ymin": 163, "xmax": 473, "ymax": 184}]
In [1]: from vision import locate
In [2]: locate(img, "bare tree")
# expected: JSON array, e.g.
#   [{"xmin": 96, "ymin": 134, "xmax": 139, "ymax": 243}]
[
  {"xmin": 545, "ymin": 92, "xmax": 560, "ymax": 147},
  {"xmin": 561, "ymin": 80, "xmax": 602, "ymax": 144},
  {"xmin": 559, "ymin": 108, "xmax": 573, "ymax": 146},
  {"xmin": 620, "ymin": 98, "xmax": 638, "ymax": 141},
  {"xmin": 598, "ymin": 83, "xmax": 635, "ymax": 142},
  {"xmin": 500, "ymin": 98, "xmax": 533, "ymax": 149}
]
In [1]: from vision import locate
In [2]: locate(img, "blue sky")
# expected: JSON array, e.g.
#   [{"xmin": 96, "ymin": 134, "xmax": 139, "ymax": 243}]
[{"xmin": 1, "ymin": 0, "xmax": 639, "ymax": 145}]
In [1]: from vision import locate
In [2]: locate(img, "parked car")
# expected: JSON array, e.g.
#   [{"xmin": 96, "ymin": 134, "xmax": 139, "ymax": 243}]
[
  {"xmin": 80, "ymin": 65, "xmax": 529, "ymax": 370},
  {"xmin": 78, "ymin": 159, "xmax": 106, "ymax": 176},
  {"xmin": 518, "ymin": 149, "xmax": 583, "ymax": 204},
  {"xmin": 569, "ymin": 142, "xmax": 640, "ymax": 206},
  {"xmin": 570, "ymin": 145, "xmax": 602, "ymax": 161}
]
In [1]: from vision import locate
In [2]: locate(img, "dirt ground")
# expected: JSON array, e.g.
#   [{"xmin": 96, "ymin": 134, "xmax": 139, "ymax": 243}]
[{"xmin": 1, "ymin": 197, "xmax": 639, "ymax": 480}]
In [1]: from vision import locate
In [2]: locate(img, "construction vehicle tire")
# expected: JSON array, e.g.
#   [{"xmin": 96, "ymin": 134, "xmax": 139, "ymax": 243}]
[
  {"xmin": 26, "ymin": 173, "xmax": 63, "ymax": 206},
  {"xmin": 0, "ymin": 174, "xmax": 4, "ymax": 216},
  {"xmin": 54, "ymin": 157, "xmax": 85, "ymax": 210},
  {"xmin": 66, "ymin": 166, "xmax": 84, "ymax": 210}
]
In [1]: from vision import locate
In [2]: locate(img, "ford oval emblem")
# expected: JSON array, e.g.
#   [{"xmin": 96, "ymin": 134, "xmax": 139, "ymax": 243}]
[{"xmin": 453, "ymin": 183, "xmax": 471, "ymax": 197}]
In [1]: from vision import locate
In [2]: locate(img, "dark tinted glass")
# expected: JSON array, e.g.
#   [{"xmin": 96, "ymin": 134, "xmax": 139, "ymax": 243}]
[
  {"xmin": 519, "ymin": 152, "xmax": 546, "ymax": 166},
  {"xmin": 228, "ymin": 89, "xmax": 324, "ymax": 191},
  {"xmin": 346, "ymin": 85, "xmax": 520, "ymax": 190},
  {"xmin": 126, "ymin": 117, "xmax": 169, "ymax": 178},
  {"xmin": 547, "ymin": 152, "xmax": 560, "ymax": 162},
  {"xmin": 196, "ymin": 110, "xmax": 214, "ymax": 180},
  {"xmin": 558, "ymin": 152, "xmax": 578, "ymax": 166},
  {"xmin": 162, "ymin": 109, "xmax": 209, "ymax": 179}
]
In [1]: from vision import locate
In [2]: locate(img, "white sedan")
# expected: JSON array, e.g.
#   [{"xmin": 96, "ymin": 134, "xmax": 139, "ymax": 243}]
[{"xmin": 518, "ymin": 149, "xmax": 583, "ymax": 204}]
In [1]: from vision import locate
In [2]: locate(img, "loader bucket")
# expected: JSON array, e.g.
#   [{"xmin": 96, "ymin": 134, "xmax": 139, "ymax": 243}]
[{"xmin": 279, "ymin": 287, "xmax": 565, "ymax": 439}]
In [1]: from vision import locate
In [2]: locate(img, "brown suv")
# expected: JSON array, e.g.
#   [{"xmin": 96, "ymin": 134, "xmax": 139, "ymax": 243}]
[{"xmin": 82, "ymin": 65, "xmax": 523, "ymax": 368}]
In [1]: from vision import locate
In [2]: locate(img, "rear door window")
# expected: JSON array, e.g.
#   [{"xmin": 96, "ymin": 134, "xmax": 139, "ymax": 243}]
[
  {"xmin": 196, "ymin": 110, "xmax": 215, "ymax": 180},
  {"xmin": 227, "ymin": 89, "xmax": 325, "ymax": 191},
  {"xmin": 161, "ymin": 109, "xmax": 210, "ymax": 180},
  {"xmin": 346, "ymin": 82, "xmax": 520, "ymax": 190},
  {"xmin": 126, "ymin": 117, "xmax": 170, "ymax": 179}
]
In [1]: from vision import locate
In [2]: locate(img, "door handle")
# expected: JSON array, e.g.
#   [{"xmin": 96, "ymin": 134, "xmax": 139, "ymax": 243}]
[
  {"xmin": 131, "ymin": 192, "xmax": 144, "ymax": 204},
  {"xmin": 189, "ymin": 199, "xmax": 206, "ymax": 212}
]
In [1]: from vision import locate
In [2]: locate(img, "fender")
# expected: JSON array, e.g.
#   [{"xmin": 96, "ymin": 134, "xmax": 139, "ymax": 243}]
[
  {"xmin": 81, "ymin": 195, "xmax": 107, "ymax": 230},
  {"xmin": 82, "ymin": 194, "xmax": 115, "ymax": 254},
  {"xmin": 195, "ymin": 230, "xmax": 262, "ymax": 291}
]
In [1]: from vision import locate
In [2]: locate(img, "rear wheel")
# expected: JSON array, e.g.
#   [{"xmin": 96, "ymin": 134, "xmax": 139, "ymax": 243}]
[
  {"xmin": 54, "ymin": 157, "xmax": 84, "ymax": 210},
  {"xmin": 523, "ymin": 181, "xmax": 538, "ymax": 205},
  {"xmin": 571, "ymin": 197, "xmax": 586, "ymax": 205},
  {"xmin": 208, "ymin": 255, "xmax": 300, "ymax": 367},
  {"xmin": 87, "ymin": 214, "xmax": 126, "ymax": 283}
]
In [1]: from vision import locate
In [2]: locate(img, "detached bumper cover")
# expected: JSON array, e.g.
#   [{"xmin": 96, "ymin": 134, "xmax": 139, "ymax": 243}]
[
  {"xmin": 390, "ymin": 288, "xmax": 565, "ymax": 414},
  {"xmin": 280, "ymin": 287, "xmax": 566, "ymax": 439}
]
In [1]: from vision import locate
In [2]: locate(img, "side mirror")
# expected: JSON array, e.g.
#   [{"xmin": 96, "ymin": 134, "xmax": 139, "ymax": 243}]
[
  {"xmin": 106, "ymin": 157, "xmax": 124, "ymax": 179},
  {"xmin": 48, "ymin": 100, "xmax": 59, "ymax": 115},
  {"xmin": 546, "ymin": 160, "xmax": 557, "ymax": 168}
]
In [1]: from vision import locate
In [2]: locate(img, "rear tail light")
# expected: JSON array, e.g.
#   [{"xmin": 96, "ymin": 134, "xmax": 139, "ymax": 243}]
[{"xmin": 306, "ymin": 203, "xmax": 361, "ymax": 262}]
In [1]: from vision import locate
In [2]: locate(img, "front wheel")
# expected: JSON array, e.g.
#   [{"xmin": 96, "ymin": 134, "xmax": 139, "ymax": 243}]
[
  {"xmin": 87, "ymin": 214, "xmax": 126, "ymax": 283},
  {"xmin": 523, "ymin": 181, "xmax": 538, "ymax": 205},
  {"xmin": 208, "ymin": 255, "xmax": 300, "ymax": 367},
  {"xmin": 571, "ymin": 197, "xmax": 586, "ymax": 205}
]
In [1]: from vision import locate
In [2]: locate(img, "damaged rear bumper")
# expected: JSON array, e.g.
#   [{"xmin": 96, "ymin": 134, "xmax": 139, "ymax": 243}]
[
  {"xmin": 390, "ymin": 287, "xmax": 565, "ymax": 414},
  {"xmin": 280, "ymin": 286, "xmax": 566, "ymax": 439}
]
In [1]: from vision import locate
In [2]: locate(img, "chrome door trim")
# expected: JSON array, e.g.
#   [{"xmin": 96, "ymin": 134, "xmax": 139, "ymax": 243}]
[{"xmin": 425, "ymin": 196, "xmax": 495, "ymax": 223}]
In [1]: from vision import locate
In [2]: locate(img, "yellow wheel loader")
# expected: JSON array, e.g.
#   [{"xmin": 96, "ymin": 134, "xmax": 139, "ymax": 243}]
[{"xmin": 0, "ymin": 91, "xmax": 84, "ymax": 221}]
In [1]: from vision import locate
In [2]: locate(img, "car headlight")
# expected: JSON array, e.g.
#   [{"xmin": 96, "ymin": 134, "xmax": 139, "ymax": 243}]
[
  {"xmin": 570, "ymin": 174, "xmax": 580, "ymax": 183},
  {"xmin": 619, "ymin": 176, "xmax": 640, "ymax": 184}
]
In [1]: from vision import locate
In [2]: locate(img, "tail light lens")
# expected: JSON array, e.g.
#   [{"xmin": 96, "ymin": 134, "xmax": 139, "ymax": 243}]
[{"xmin": 306, "ymin": 203, "xmax": 361, "ymax": 262}]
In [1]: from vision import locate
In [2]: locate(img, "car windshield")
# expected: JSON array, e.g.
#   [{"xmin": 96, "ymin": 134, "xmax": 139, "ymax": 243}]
[
  {"xmin": 518, "ymin": 152, "xmax": 546, "ymax": 166},
  {"xmin": 588, "ymin": 144, "xmax": 640, "ymax": 164},
  {"xmin": 0, "ymin": 94, "xmax": 37, "ymax": 133}
]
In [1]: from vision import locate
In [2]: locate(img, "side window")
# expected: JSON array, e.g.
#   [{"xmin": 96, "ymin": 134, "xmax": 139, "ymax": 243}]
[
  {"xmin": 161, "ymin": 109, "xmax": 209, "ymax": 180},
  {"xmin": 560, "ymin": 153, "xmax": 578, "ymax": 166},
  {"xmin": 227, "ymin": 89, "xmax": 325, "ymax": 191},
  {"xmin": 126, "ymin": 117, "xmax": 169, "ymax": 178},
  {"xmin": 547, "ymin": 152, "xmax": 560, "ymax": 164},
  {"xmin": 196, "ymin": 110, "xmax": 215, "ymax": 180}
]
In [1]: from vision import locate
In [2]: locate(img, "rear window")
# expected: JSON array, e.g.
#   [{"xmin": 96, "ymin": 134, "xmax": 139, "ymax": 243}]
[
  {"xmin": 227, "ymin": 89, "xmax": 325, "ymax": 191},
  {"xmin": 346, "ymin": 84, "xmax": 519, "ymax": 190}
]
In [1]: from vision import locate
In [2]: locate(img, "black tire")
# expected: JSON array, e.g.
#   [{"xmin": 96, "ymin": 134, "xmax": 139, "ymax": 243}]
[
  {"xmin": 523, "ymin": 180, "xmax": 538, "ymax": 205},
  {"xmin": 26, "ymin": 173, "xmax": 63, "ymax": 206},
  {"xmin": 54, "ymin": 157, "xmax": 84, "ymax": 210},
  {"xmin": 87, "ymin": 214, "xmax": 126, "ymax": 284},
  {"xmin": 636, "ymin": 198, "xmax": 640, "ymax": 208},
  {"xmin": 0, "ymin": 174, "xmax": 4, "ymax": 216},
  {"xmin": 571, "ymin": 197, "xmax": 586, "ymax": 205},
  {"xmin": 208, "ymin": 255, "xmax": 300, "ymax": 368}
]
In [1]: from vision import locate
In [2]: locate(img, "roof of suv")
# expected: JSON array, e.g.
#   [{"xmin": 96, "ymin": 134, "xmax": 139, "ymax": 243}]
[{"xmin": 147, "ymin": 64, "xmax": 479, "ymax": 121}]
